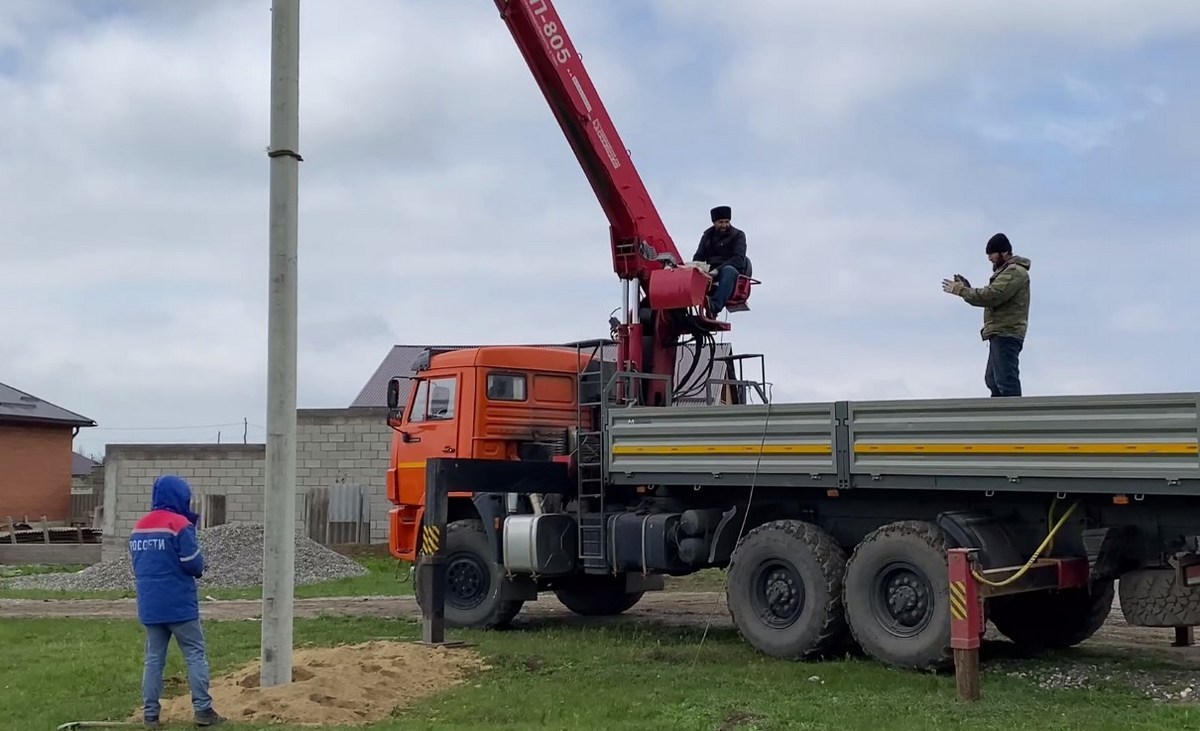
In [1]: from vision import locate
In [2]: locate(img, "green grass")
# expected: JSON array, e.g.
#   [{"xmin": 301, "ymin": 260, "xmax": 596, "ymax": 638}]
[
  {"xmin": 3, "ymin": 615, "xmax": 1196, "ymax": 731},
  {"xmin": 0, "ymin": 557, "xmax": 713, "ymax": 600},
  {"xmin": 0, "ymin": 556, "xmax": 414, "ymax": 601},
  {"xmin": 664, "ymin": 568, "xmax": 727, "ymax": 593},
  {"xmin": 0, "ymin": 562, "xmax": 87, "ymax": 578},
  {"xmin": 0, "ymin": 556, "xmax": 724, "ymax": 601}
]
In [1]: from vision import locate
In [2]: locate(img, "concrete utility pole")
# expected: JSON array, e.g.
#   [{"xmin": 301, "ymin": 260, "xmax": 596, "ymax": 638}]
[{"xmin": 261, "ymin": 0, "xmax": 301, "ymax": 688}]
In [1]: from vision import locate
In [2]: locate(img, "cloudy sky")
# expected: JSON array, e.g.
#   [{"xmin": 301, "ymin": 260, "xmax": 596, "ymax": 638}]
[{"xmin": 2, "ymin": 0, "xmax": 1197, "ymax": 458}]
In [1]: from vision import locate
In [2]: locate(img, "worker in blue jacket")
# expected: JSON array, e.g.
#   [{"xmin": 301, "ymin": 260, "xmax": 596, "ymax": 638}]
[{"xmin": 129, "ymin": 474, "xmax": 225, "ymax": 727}]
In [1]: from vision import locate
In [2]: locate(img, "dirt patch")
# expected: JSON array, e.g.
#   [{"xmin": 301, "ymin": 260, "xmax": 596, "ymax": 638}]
[{"xmin": 142, "ymin": 640, "xmax": 489, "ymax": 726}]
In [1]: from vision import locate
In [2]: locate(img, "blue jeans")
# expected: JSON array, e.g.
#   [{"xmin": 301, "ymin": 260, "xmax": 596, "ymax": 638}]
[
  {"xmin": 709, "ymin": 265, "xmax": 739, "ymax": 313},
  {"xmin": 143, "ymin": 619, "xmax": 213, "ymax": 719},
  {"xmin": 985, "ymin": 336, "xmax": 1023, "ymax": 397}
]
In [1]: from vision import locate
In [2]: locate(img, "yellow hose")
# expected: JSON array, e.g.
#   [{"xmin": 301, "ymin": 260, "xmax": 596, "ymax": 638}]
[
  {"xmin": 970, "ymin": 500, "xmax": 1079, "ymax": 588},
  {"xmin": 1046, "ymin": 496, "xmax": 1059, "ymax": 553}
]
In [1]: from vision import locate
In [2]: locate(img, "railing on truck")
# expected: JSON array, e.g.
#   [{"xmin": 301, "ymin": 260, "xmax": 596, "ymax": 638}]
[{"xmin": 606, "ymin": 391, "xmax": 1200, "ymax": 492}]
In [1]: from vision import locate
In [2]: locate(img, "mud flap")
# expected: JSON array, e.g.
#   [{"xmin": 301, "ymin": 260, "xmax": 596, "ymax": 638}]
[{"xmin": 936, "ymin": 510, "xmax": 1022, "ymax": 570}]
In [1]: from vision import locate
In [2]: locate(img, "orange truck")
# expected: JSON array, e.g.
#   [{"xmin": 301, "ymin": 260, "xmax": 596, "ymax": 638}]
[
  {"xmin": 386, "ymin": 344, "xmax": 585, "ymax": 564},
  {"xmin": 383, "ymin": 0, "xmax": 1200, "ymax": 673}
]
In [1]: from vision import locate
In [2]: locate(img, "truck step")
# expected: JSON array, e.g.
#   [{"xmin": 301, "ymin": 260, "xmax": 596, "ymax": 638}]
[{"xmin": 579, "ymin": 521, "xmax": 606, "ymax": 561}]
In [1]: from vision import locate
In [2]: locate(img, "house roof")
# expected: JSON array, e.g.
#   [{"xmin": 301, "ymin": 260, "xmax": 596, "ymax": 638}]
[
  {"xmin": 0, "ymin": 382, "xmax": 96, "ymax": 428},
  {"xmin": 351, "ymin": 341, "xmax": 735, "ymax": 410},
  {"xmin": 72, "ymin": 451, "xmax": 100, "ymax": 476}
]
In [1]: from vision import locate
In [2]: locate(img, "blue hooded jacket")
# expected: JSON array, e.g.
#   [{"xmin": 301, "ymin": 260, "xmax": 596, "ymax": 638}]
[{"xmin": 129, "ymin": 475, "xmax": 205, "ymax": 625}]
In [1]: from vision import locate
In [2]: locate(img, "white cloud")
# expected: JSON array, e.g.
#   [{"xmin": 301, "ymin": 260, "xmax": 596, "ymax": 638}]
[
  {"xmin": 0, "ymin": 0, "xmax": 1195, "ymax": 459},
  {"xmin": 656, "ymin": 0, "xmax": 1200, "ymax": 137}
]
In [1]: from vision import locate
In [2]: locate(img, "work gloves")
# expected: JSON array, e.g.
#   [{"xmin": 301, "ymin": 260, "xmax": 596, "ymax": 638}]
[{"xmin": 942, "ymin": 274, "xmax": 970, "ymax": 296}]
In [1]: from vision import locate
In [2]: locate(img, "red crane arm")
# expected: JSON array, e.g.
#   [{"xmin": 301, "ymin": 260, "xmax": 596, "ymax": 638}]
[
  {"xmin": 494, "ymin": 0, "xmax": 747, "ymax": 407},
  {"xmin": 493, "ymin": 0, "xmax": 684, "ymax": 284}
]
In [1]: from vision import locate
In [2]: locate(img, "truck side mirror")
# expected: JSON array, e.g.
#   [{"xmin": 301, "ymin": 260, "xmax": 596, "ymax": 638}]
[{"xmin": 387, "ymin": 378, "xmax": 401, "ymax": 410}]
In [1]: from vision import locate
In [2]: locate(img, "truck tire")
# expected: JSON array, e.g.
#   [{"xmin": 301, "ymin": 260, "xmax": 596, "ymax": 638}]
[
  {"xmin": 843, "ymin": 520, "xmax": 953, "ymax": 671},
  {"xmin": 1119, "ymin": 567, "xmax": 1200, "ymax": 627},
  {"xmin": 725, "ymin": 519, "xmax": 848, "ymax": 660},
  {"xmin": 413, "ymin": 518, "xmax": 523, "ymax": 629},
  {"xmin": 553, "ymin": 575, "xmax": 644, "ymax": 616},
  {"xmin": 988, "ymin": 581, "xmax": 1113, "ymax": 650}
]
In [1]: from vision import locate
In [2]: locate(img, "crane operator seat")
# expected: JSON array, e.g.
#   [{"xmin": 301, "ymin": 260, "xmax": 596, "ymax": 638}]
[{"xmin": 721, "ymin": 255, "xmax": 756, "ymax": 313}]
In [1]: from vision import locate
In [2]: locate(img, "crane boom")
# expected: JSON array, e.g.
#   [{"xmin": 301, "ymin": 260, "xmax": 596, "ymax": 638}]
[
  {"xmin": 494, "ymin": 0, "xmax": 683, "ymax": 284},
  {"xmin": 495, "ymin": 0, "xmax": 754, "ymax": 406}
]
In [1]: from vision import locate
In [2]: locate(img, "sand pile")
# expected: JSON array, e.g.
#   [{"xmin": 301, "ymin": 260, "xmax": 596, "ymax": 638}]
[{"xmin": 142, "ymin": 641, "xmax": 489, "ymax": 726}]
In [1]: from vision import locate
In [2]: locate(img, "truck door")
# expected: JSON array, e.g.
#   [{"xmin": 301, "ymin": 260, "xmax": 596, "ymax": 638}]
[{"xmin": 396, "ymin": 374, "xmax": 461, "ymax": 508}]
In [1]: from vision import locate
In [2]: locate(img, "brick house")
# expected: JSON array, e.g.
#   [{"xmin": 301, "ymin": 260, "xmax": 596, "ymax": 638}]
[{"xmin": 0, "ymin": 382, "xmax": 96, "ymax": 523}]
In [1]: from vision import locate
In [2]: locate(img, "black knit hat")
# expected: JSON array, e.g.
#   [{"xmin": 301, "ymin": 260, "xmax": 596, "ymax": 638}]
[
  {"xmin": 710, "ymin": 205, "xmax": 731, "ymax": 222},
  {"xmin": 986, "ymin": 232, "xmax": 1011, "ymax": 254}
]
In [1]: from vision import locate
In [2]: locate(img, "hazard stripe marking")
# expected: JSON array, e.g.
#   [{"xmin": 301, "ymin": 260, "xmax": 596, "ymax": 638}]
[
  {"xmin": 950, "ymin": 580, "xmax": 967, "ymax": 621},
  {"xmin": 421, "ymin": 525, "xmax": 441, "ymax": 555}
]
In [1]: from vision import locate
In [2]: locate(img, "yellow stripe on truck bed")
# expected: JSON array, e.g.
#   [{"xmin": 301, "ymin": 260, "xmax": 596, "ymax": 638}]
[
  {"xmin": 853, "ymin": 442, "xmax": 1198, "ymax": 455},
  {"xmin": 609, "ymin": 442, "xmax": 1198, "ymax": 457},
  {"xmin": 611, "ymin": 444, "xmax": 833, "ymax": 456}
]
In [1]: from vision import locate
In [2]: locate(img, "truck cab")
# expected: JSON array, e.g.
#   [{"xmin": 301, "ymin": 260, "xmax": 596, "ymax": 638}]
[{"xmin": 385, "ymin": 345, "xmax": 592, "ymax": 562}]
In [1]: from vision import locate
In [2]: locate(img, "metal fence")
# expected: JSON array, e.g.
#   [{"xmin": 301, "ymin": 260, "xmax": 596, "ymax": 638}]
[
  {"xmin": 184, "ymin": 485, "xmax": 372, "ymax": 545},
  {"xmin": 304, "ymin": 484, "xmax": 371, "ymax": 545}
]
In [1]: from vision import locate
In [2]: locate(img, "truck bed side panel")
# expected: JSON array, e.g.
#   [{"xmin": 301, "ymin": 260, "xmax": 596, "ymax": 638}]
[
  {"xmin": 607, "ymin": 403, "xmax": 837, "ymax": 482},
  {"xmin": 848, "ymin": 392, "xmax": 1200, "ymax": 483},
  {"xmin": 605, "ymin": 392, "xmax": 1200, "ymax": 495}
]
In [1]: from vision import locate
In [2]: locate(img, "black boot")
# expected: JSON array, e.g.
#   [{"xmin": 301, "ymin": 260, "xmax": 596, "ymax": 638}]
[{"xmin": 194, "ymin": 708, "xmax": 226, "ymax": 726}]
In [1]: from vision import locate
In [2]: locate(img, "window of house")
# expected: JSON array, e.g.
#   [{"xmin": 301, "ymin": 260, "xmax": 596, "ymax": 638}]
[{"xmin": 487, "ymin": 372, "xmax": 528, "ymax": 402}]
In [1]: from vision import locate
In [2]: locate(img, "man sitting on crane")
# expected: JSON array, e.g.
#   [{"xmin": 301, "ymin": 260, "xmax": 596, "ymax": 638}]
[{"xmin": 692, "ymin": 205, "xmax": 749, "ymax": 317}]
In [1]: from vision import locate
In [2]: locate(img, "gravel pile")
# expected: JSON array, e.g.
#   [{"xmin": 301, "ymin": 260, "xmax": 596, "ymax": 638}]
[
  {"xmin": 999, "ymin": 662, "xmax": 1200, "ymax": 703},
  {"xmin": 0, "ymin": 522, "xmax": 367, "ymax": 592}
]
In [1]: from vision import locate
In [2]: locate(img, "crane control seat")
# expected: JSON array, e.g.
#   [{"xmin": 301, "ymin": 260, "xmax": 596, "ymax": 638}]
[
  {"xmin": 723, "ymin": 260, "xmax": 757, "ymax": 313},
  {"xmin": 648, "ymin": 260, "xmax": 757, "ymax": 331},
  {"xmin": 690, "ymin": 258, "xmax": 757, "ymax": 331},
  {"xmin": 707, "ymin": 256, "xmax": 757, "ymax": 313}
]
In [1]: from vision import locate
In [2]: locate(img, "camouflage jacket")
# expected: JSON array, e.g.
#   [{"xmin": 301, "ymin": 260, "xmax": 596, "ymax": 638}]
[{"xmin": 959, "ymin": 256, "xmax": 1031, "ymax": 341}]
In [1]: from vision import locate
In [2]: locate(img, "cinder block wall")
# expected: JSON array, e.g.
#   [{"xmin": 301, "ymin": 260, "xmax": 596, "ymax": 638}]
[{"xmin": 101, "ymin": 408, "xmax": 393, "ymax": 562}]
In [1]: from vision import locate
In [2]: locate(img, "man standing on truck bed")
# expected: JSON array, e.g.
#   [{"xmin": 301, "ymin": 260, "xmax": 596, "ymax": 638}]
[
  {"xmin": 693, "ymin": 205, "xmax": 749, "ymax": 317},
  {"xmin": 942, "ymin": 232, "xmax": 1031, "ymax": 397}
]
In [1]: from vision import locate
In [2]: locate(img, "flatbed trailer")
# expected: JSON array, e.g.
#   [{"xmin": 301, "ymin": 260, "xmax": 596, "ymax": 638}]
[{"xmin": 394, "ymin": 352, "xmax": 1200, "ymax": 674}]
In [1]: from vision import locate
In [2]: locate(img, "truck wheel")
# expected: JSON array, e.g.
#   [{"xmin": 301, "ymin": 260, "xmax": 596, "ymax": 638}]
[
  {"xmin": 989, "ymin": 581, "xmax": 1113, "ymax": 650},
  {"xmin": 843, "ymin": 520, "xmax": 952, "ymax": 671},
  {"xmin": 1119, "ymin": 567, "xmax": 1200, "ymax": 627},
  {"xmin": 553, "ymin": 575, "xmax": 644, "ymax": 616},
  {"xmin": 413, "ymin": 518, "xmax": 523, "ymax": 629},
  {"xmin": 725, "ymin": 519, "xmax": 848, "ymax": 660}
]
